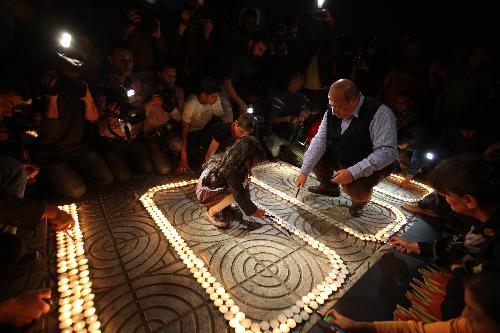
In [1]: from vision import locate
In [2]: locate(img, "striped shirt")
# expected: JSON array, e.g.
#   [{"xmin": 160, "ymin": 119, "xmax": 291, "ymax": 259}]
[{"xmin": 300, "ymin": 95, "xmax": 397, "ymax": 180}]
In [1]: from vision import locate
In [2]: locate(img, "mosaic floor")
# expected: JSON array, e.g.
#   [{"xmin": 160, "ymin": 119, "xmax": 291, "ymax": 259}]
[{"xmin": 3, "ymin": 162, "xmax": 427, "ymax": 333}]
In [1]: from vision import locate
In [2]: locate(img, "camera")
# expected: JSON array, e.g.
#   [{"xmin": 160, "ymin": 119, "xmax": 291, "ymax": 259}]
[
  {"xmin": 156, "ymin": 87, "xmax": 178, "ymax": 113},
  {"xmin": 46, "ymin": 75, "xmax": 87, "ymax": 98},
  {"xmin": 97, "ymin": 87, "xmax": 146, "ymax": 125}
]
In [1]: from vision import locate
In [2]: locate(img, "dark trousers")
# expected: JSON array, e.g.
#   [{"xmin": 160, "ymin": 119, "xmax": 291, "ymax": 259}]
[
  {"xmin": 313, "ymin": 152, "xmax": 392, "ymax": 205},
  {"xmin": 39, "ymin": 145, "xmax": 113, "ymax": 198},
  {"xmin": 188, "ymin": 128, "xmax": 212, "ymax": 165},
  {"xmin": 0, "ymin": 156, "xmax": 27, "ymax": 266},
  {"xmin": 101, "ymin": 140, "xmax": 153, "ymax": 183}
]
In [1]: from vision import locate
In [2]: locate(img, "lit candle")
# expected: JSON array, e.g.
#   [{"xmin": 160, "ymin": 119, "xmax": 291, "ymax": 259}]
[
  {"xmin": 214, "ymin": 299, "xmax": 223, "ymax": 307},
  {"xmin": 279, "ymin": 323, "xmax": 290, "ymax": 333},
  {"xmin": 287, "ymin": 318, "xmax": 296, "ymax": 328},
  {"xmin": 224, "ymin": 312, "xmax": 234, "ymax": 321},
  {"xmin": 219, "ymin": 305, "xmax": 228, "ymax": 314},
  {"xmin": 278, "ymin": 314, "xmax": 287, "ymax": 323},
  {"xmin": 260, "ymin": 321, "xmax": 270, "ymax": 331},
  {"xmin": 270, "ymin": 319, "xmax": 279, "ymax": 329},
  {"xmin": 235, "ymin": 312, "xmax": 245, "ymax": 321},
  {"xmin": 230, "ymin": 305, "xmax": 239, "ymax": 314}
]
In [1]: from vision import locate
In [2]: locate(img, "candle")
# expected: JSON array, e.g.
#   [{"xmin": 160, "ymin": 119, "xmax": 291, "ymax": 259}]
[
  {"xmin": 291, "ymin": 305, "xmax": 300, "ymax": 314},
  {"xmin": 300, "ymin": 310, "xmax": 310, "ymax": 320},
  {"xmin": 241, "ymin": 318, "xmax": 251, "ymax": 328},
  {"xmin": 279, "ymin": 323, "xmax": 290, "ymax": 333},
  {"xmin": 235, "ymin": 326, "xmax": 245, "ymax": 333},
  {"xmin": 286, "ymin": 318, "xmax": 296, "ymax": 328},
  {"xmin": 234, "ymin": 312, "xmax": 245, "ymax": 321},
  {"xmin": 221, "ymin": 293, "xmax": 230, "ymax": 301},
  {"xmin": 270, "ymin": 319, "xmax": 279, "ymax": 329},
  {"xmin": 225, "ymin": 299, "xmax": 235, "ymax": 307},
  {"xmin": 229, "ymin": 318, "xmax": 239, "ymax": 328},
  {"xmin": 219, "ymin": 305, "xmax": 228, "ymax": 314},
  {"xmin": 224, "ymin": 312, "xmax": 234, "ymax": 321},
  {"xmin": 277, "ymin": 314, "xmax": 287, "ymax": 323},
  {"xmin": 230, "ymin": 305, "xmax": 240, "ymax": 314},
  {"xmin": 214, "ymin": 299, "xmax": 223, "ymax": 307},
  {"xmin": 284, "ymin": 309, "xmax": 293, "ymax": 318},
  {"xmin": 260, "ymin": 321, "xmax": 270, "ymax": 331},
  {"xmin": 59, "ymin": 318, "xmax": 72, "ymax": 329},
  {"xmin": 250, "ymin": 322, "xmax": 261, "ymax": 332},
  {"xmin": 209, "ymin": 293, "xmax": 218, "ymax": 301},
  {"xmin": 293, "ymin": 314, "xmax": 302, "ymax": 324}
]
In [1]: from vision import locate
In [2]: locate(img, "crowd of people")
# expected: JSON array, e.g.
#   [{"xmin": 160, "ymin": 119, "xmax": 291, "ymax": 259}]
[{"xmin": 1, "ymin": 0, "xmax": 500, "ymax": 331}]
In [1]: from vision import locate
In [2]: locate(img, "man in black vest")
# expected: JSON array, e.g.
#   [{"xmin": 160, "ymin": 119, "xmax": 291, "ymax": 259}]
[{"xmin": 295, "ymin": 79, "xmax": 397, "ymax": 216}]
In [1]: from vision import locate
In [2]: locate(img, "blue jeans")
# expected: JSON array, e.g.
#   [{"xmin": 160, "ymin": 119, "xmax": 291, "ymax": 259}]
[{"xmin": 0, "ymin": 156, "xmax": 27, "ymax": 199}]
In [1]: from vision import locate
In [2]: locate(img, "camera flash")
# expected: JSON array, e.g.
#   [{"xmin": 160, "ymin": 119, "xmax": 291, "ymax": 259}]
[
  {"xmin": 60, "ymin": 32, "xmax": 72, "ymax": 48},
  {"xmin": 317, "ymin": 0, "xmax": 325, "ymax": 8},
  {"xmin": 247, "ymin": 107, "xmax": 254, "ymax": 114},
  {"xmin": 127, "ymin": 89, "xmax": 136, "ymax": 97},
  {"xmin": 425, "ymin": 152, "xmax": 434, "ymax": 160}
]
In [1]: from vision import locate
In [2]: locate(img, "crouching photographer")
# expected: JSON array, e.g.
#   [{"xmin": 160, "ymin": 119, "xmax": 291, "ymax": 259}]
[
  {"xmin": 141, "ymin": 63, "xmax": 184, "ymax": 174},
  {"xmin": 94, "ymin": 43, "xmax": 154, "ymax": 182}
]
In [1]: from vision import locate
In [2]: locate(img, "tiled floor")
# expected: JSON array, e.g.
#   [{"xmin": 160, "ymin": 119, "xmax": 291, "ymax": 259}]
[{"xmin": 4, "ymin": 162, "xmax": 425, "ymax": 333}]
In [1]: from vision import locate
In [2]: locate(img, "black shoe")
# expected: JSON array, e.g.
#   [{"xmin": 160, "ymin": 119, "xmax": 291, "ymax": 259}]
[
  {"xmin": 308, "ymin": 185, "xmax": 341, "ymax": 197},
  {"xmin": 349, "ymin": 203, "xmax": 366, "ymax": 217}
]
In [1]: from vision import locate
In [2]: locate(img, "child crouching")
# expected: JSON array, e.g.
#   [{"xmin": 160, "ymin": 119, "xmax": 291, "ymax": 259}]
[{"xmin": 196, "ymin": 136, "xmax": 267, "ymax": 228}]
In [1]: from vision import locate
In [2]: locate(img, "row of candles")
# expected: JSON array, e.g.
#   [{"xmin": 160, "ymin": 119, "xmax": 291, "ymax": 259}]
[
  {"xmin": 140, "ymin": 180, "xmax": 348, "ymax": 333},
  {"xmin": 250, "ymin": 164, "xmax": 408, "ymax": 243},
  {"xmin": 57, "ymin": 204, "xmax": 101, "ymax": 333},
  {"xmin": 373, "ymin": 174, "xmax": 434, "ymax": 203},
  {"xmin": 257, "ymin": 162, "xmax": 434, "ymax": 203}
]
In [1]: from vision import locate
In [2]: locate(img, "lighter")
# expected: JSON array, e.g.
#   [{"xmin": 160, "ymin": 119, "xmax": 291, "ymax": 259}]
[{"xmin": 310, "ymin": 308, "xmax": 348, "ymax": 333}]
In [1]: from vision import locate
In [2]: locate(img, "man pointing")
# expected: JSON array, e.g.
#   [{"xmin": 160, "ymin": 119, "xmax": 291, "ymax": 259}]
[{"xmin": 295, "ymin": 79, "xmax": 397, "ymax": 216}]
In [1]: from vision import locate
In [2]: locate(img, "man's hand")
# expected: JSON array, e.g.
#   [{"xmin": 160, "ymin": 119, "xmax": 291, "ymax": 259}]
[
  {"xmin": 298, "ymin": 110, "xmax": 311, "ymax": 123},
  {"xmin": 43, "ymin": 204, "xmax": 75, "ymax": 232},
  {"xmin": 330, "ymin": 169, "xmax": 353, "ymax": 184},
  {"xmin": 253, "ymin": 208, "xmax": 266, "ymax": 218},
  {"xmin": 295, "ymin": 173, "xmax": 308, "ymax": 188},
  {"xmin": 0, "ymin": 289, "xmax": 51, "ymax": 327},
  {"xmin": 325, "ymin": 309, "xmax": 368, "ymax": 333},
  {"xmin": 50, "ymin": 210, "xmax": 74, "ymax": 232},
  {"xmin": 178, "ymin": 22, "xmax": 188, "ymax": 36},
  {"xmin": 176, "ymin": 150, "xmax": 190, "ymax": 174},
  {"xmin": 80, "ymin": 83, "xmax": 93, "ymax": 104},
  {"xmin": 388, "ymin": 236, "xmax": 420, "ymax": 254},
  {"xmin": 22, "ymin": 163, "xmax": 40, "ymax": 180}
]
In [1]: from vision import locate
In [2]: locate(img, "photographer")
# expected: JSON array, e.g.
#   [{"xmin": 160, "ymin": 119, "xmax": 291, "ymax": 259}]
[
  {"xmin": 266, "ymin": 71, "xmax": 312, "ymax": 157},
  {"xmin": 177, "ymin": 77, "xmax": 231, "ymax": 174},
  {"xmin": 121, "ymin": 6, "xmax": 167, "ymax": 79},
  {"xmin": 222, "ymin": 30, "xmax": 269, "ymax": 115},
  {"xmin": 94, "ymin": 43, "xmax": 154, "ymax": 183},
  {"xmin": 34, "ymin": 55, "xmax": 113, "ymax": 198},
  {"xmin": 142, "ymin": 63, "xmax": 184, "ymax": 175}
]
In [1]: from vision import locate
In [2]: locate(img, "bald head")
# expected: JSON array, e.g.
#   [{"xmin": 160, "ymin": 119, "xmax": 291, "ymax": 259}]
[
  {"xmin": 330, "ymin": 79, "xmax": 360, "ymax": 101},
  {"xmin": 328, "ymin": 79, "xmax": 361, "ymax": 119}
]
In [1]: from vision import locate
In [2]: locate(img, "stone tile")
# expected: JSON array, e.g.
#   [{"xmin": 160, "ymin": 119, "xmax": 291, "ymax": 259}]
[
  {"xmin": 94, "ymin": 284, "xmax": 147, "ymax": 333},
  {"xmin": 228, "ymin": 276, "xmax": 299, "ymax": 321}
]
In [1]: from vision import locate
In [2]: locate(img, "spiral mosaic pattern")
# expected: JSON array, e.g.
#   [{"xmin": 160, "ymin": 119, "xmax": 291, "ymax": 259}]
[{"xmin": 46, "ymin": 163, "xmax": 426, "ymax": 333}]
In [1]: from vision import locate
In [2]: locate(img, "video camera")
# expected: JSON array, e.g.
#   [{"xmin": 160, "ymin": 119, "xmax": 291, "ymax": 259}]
[
  {"xmin": 97, "ymin": 86, "xmax": 146, "ymax": 125},
  {"xmin": 46, "ymin": 32, "xmax": 87, "ymax": 98}
]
